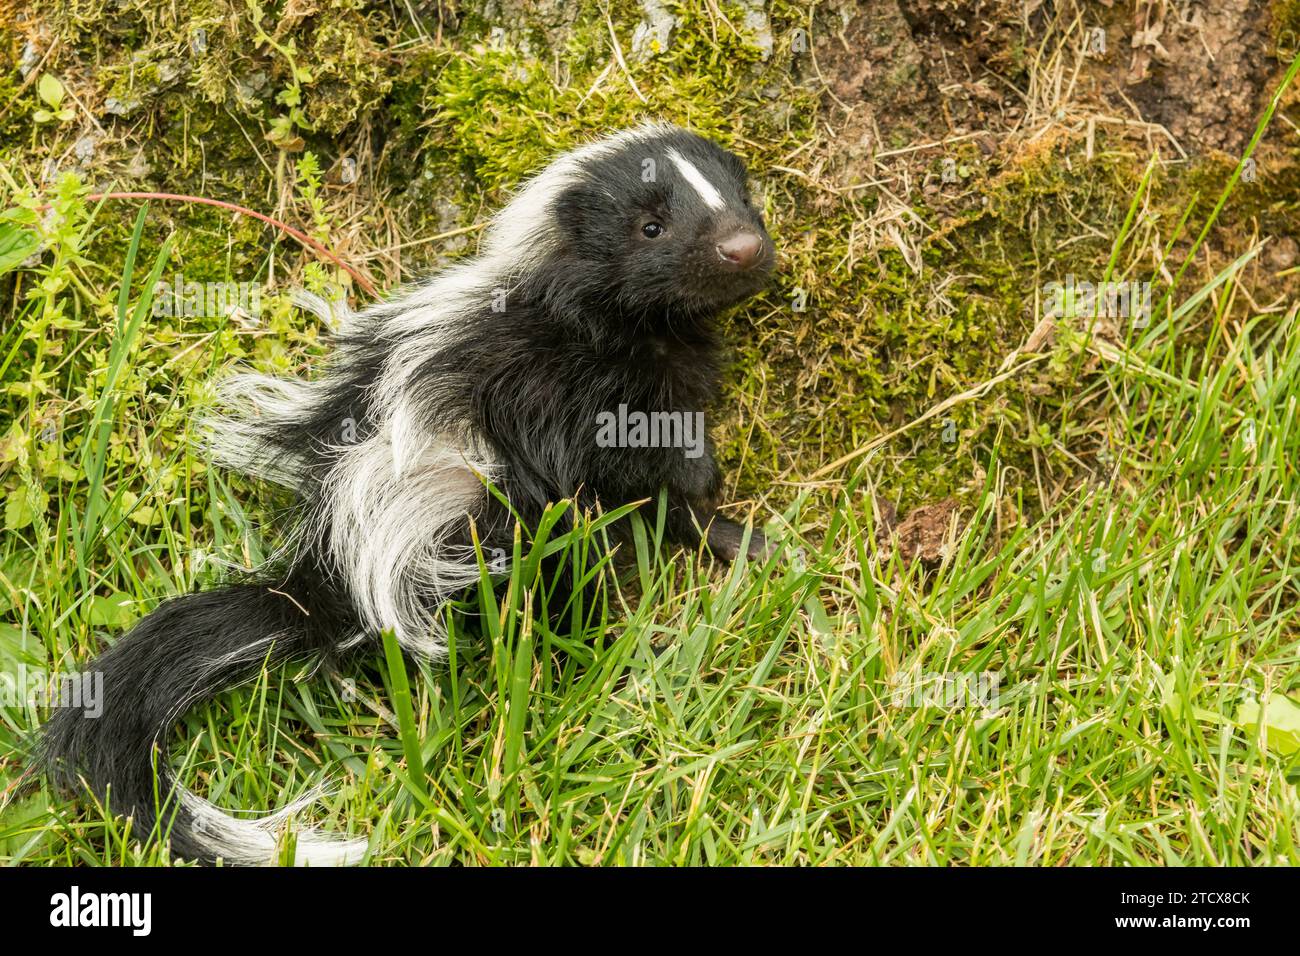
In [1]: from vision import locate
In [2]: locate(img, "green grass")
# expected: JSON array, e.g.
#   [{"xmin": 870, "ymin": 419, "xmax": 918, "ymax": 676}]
[{"xmin": 2, "ymin": 4, "xmax": 1300, "ymax": 866}]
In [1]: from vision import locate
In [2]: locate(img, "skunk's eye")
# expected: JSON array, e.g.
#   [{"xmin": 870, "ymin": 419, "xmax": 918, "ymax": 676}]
[{"xmin": 641, "ymin": 222, "xmax": 664, "ymax": 239}]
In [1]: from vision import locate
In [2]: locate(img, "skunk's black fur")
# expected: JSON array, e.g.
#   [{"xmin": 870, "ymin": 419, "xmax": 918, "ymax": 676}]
[{"xmin": 41, "ymin": 122, "xmax": 775, "ymax": 864}]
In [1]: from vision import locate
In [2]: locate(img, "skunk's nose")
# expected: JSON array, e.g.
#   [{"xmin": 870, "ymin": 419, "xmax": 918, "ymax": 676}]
[{"xmin": 715, "ymin": 230, "xmax": 765, "ymax": 271}]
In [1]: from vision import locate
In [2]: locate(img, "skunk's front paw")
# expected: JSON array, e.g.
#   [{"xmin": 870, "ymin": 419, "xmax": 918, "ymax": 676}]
[{"xmin": 706, "ymin": 516, "xmax": 772, "ymax": 562}]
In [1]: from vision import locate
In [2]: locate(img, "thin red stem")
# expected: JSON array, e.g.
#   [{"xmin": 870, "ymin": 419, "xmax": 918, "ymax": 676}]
[{"xmin": 85, "ymin": 190, "xmax": 379, "ymax": 297}]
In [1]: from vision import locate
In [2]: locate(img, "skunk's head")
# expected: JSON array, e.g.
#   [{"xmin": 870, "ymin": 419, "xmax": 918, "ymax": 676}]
[{"xmin": 490, "ymin": 123, "xmax": 775, "ymax": 327}]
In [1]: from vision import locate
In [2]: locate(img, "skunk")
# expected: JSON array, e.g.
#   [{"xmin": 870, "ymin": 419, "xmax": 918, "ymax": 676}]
[{"xmin": 41, "ymin": 122, "xmax": 776, "ymax": 865}]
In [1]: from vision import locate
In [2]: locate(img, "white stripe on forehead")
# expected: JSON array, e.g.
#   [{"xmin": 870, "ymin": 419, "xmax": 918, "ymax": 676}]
[{"xmin": 666, "ymin": 148, "xmax": 726, "ymax": 211}]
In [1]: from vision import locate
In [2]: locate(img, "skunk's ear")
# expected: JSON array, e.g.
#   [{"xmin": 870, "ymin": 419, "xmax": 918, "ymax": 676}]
[
  {"xmin": 719, "ymin": 148, "xmax": 748, "ymax": 185},
  {"xmin": 554, "ymin": 182, "xmax": 613, "ymax": 244}
]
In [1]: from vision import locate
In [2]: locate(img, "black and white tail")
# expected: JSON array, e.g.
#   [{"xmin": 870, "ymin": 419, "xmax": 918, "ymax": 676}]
[{"xmin": 41, "ymin": 573, "xmax": 368, "ymax": 866}]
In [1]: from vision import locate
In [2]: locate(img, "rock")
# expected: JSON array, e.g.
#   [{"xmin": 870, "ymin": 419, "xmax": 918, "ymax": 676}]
[
  {"xmin": 103, "ymin": 96, "xmax": 143, "ymax": 117},
  {"xmin": 630, "ymin": 0, "xmax": 676, "ymax": 58},
  {"xmin": 234, "ymin": 71, "xmax": 270, "ymax": 109},
  {"xmin": 1266, "ymin": 236, "xmax": 1298, "ymax": 273},
  {"xmin": 157, "ymin": 58, "xmax": 184, "ymax": 85},
  {"xmin": 72, "ymin": 132, "xmax": 101, "ymax": 164},
  {"xmin": 738, "ymin": 0, "xmax": 774, "ymax": 60},
  {"xmin": 122, "ymin": 150, "xmax": 151, "ymax": 181},
  {"xmin": 19, "ymin": 41, "xmax": 40, "ymax": 78}
]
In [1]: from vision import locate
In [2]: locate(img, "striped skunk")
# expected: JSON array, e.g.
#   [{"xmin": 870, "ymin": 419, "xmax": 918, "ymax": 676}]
[{"xmin": 41, "ymin": 122, "xmax": 776, "ymax": 865}]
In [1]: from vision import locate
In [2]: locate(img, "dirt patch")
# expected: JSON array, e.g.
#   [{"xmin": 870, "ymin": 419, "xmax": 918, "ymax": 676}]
[
  {"xmin": 812, "ymin": 0, "xmax": 1031, "ymax": 153},
  {"xmin": 878, "ymin": 498, "xmax": 962, "ymax": 564},
  {"xmin": 1121, "ymin": 0, "xmax": 1276, "ymax": 155},
  {"xmin": 812, "ymin": 0, "xmax": 1281, "ymax": 194},
  {"xmin": 896, "ymin": 0, "xmax": 1035, "ymax": 130},
  {"xmin": 814, "ymin": 1, "xmax": 928, "ymax": 121}
]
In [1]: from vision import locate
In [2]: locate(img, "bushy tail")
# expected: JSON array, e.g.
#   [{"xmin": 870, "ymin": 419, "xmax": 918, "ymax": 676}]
[{"xmin": 41, "ymin": 575, "xmax": 368, "ymax": 866}]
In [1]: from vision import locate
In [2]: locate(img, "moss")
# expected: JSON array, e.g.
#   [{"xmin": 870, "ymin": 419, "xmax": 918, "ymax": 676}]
[
  {"xmin": 1273, "ymin": 0, "xmax": 1300, "ymax": 57},
  {"xmin": 1181, "ymin": 151, "xmax": 1300, "ymax": 237},
  {"xmin": 0, "ymin": 26, "xmax": 35, "ymax": 141}
]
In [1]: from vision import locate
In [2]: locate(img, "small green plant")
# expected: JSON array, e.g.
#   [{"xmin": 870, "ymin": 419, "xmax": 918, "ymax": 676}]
[
  {"xmin": 31, "ymin": 75, "xmax": 75, "ymax": 125},
  {"xmin": 294, "ymin": 152, "xmax": 331, "ymax": 242}
]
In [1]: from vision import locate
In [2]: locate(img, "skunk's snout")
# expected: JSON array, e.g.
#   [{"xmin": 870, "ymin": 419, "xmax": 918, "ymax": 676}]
[{"xmin": 715, "ymin": 230, "xmax": 766, "ymax": 271}]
